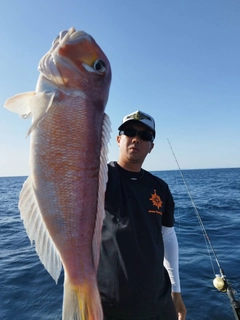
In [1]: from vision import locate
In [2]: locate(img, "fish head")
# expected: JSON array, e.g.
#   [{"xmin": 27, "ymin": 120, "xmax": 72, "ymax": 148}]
[{"xmin": 38, "ymin": 27, "xmax": 111, "ymax": 108}]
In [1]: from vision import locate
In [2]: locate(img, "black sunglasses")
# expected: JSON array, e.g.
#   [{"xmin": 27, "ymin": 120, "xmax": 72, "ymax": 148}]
[{"xmin": 119, "ymin": 128, "xmax": 154, "ymax": 142}]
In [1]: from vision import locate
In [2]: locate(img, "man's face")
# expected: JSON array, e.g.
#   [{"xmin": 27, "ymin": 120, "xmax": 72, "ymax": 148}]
[{"xmin": 117, "ymin": 123, "xmax": 154, "ymax": 166}]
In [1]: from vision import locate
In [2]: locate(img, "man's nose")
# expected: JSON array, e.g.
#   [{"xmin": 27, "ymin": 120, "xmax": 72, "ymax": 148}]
[{"xmin": 131, "ymin": 135, "xmax": 140, "ymax": 143}]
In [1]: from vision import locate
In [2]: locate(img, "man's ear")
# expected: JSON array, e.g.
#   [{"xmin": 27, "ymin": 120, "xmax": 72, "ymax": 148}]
[
  {"xmin": 117, "ymin": 135, "xmax": 121, "ymax": 146},
  {"xmin": 149, "ymin": 142, "xmax": 154, "ymax": 153}
]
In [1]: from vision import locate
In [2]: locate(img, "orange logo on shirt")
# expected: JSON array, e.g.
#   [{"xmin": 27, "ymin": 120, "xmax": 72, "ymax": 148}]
[
  {"xmin": 148, "ymin": 189, "xmax": 163, "ymax": 215},
  {"xmin": 149, "ymin": 189, "xmax": 162, "ymax": 209}
]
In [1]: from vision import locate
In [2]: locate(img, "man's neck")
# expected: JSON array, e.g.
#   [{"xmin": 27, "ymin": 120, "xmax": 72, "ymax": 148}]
[{"xmin": 117, "ymin": 159, "xmax": 142, "ymax": 172}]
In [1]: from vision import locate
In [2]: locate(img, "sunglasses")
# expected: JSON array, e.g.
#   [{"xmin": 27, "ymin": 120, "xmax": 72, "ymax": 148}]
[{"xmin": 119, "ymin": 128, "xmax": 154, "ymax": 142}]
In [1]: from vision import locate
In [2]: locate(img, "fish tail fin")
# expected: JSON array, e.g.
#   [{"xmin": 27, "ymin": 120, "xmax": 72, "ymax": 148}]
[{"xmin": 62, "ymin": 278, "xmax": 103, "ymax": 320}]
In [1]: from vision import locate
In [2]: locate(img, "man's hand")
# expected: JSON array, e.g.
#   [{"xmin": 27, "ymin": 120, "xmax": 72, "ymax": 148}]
[{"xmin": 172, "ymin": 292, "xmax": 187, "ymax": 320}]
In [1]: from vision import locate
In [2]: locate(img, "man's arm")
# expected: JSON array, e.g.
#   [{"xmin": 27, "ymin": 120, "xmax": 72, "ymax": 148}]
[{"xmin": 162, "ymin": 226, "xmax": 187, "ymax": 320}]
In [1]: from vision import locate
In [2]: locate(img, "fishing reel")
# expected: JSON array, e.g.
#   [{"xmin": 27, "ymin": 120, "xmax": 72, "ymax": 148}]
[{"xmin": 213, "ymin": 275, "xmax": 227, "ymax": 292}]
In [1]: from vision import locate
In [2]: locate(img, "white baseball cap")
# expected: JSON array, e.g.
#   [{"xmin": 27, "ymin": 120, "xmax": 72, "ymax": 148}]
[{"xmin": 118, "ymin": 110, "xmax": 156, "ymax": 137}]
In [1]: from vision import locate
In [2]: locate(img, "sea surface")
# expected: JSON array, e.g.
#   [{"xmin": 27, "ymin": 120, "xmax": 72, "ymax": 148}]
[{"xmin": 1, "ymin": 168, "xmax": 240, "ymax": 320}]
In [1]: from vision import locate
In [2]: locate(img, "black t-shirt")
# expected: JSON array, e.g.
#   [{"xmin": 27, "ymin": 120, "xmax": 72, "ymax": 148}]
[{"xmin": 97, "ymin": 162, "xmax": 175, "ymax": 319}]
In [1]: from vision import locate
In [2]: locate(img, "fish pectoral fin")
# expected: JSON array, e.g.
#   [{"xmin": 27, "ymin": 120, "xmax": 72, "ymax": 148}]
[
  {"xmin": 27, "ymin": 91, "xmax": 56, "ymax": 135},
  {"xmin": 4, "ymin": 91, "xmax": 56, "ymax": 136},
  {"xmin": 19, "ymin": 176, "xmax": 62, "ymax": 283},
  {"xmin": 4, "ymin": 91, "xmax": 36, "ymax": 119}
]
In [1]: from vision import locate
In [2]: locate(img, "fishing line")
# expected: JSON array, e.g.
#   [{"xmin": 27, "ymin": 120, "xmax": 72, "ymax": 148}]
[
  {"xmin": 167, "ymin": 138, "xmax": 222, "ymax": 275},
  {"xmin": 167, "ymin": 139, "xmax": 240, "ymax": 320}
]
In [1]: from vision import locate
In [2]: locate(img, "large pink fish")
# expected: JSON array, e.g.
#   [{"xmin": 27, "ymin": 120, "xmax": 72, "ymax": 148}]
[{"xmin": 4, "ymin": 27, "xmax": 111, "ymax": 319}]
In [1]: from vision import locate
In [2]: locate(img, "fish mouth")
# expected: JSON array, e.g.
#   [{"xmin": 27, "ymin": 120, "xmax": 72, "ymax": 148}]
[
  {"xmin": 38, "ymin": 27, "xmax": 93, "ymax": 85},
  {"xmin": 52, "ymin": 28, "xmax": 90, "ymax": 47}
]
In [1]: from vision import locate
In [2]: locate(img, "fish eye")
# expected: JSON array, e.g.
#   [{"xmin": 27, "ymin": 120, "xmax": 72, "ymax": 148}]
[{"xmin": 93, "ymin": 60, "xmax": 106, "ymax": 72}]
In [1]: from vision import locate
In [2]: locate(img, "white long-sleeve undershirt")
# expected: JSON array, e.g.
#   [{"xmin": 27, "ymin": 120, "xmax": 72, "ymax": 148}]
[{"xmin": 162, "ymin": 226, "xmax": 181, "ymax": 292}]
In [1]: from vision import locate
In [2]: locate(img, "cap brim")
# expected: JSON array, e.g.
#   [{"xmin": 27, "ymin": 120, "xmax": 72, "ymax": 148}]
[{"xmin": 118, "ymin": 120, "xmax": 155, "ymax": 137}]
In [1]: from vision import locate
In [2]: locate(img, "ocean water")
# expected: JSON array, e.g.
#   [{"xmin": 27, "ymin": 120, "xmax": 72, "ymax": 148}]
[{"xmin": 0, "ymin": 168, "xmax": 240, "ymax": 320}]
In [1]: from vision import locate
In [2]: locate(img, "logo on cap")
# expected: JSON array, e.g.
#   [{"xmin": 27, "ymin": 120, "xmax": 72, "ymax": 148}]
[{"xmin": 125, "ymin": 111, "xmax": 152, "ymax": 122}]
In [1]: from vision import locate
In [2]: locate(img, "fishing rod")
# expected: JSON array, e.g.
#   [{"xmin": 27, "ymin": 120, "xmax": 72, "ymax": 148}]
[{"xmin": 167, "ymin": 139, "xmax": 240, "ymax": 320}]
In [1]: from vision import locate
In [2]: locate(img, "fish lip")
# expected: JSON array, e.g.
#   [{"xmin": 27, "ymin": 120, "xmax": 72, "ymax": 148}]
[
  {"xmin": 51, "ymin": 27, "xmax": 80, "ymax": 47},
  {"xmin": 55, "ymin": 28, "xmax": 90, "ymax": 46},
  {"xmin": 68, "ymin": 29, "xmax": 90, "ymax": 43}
]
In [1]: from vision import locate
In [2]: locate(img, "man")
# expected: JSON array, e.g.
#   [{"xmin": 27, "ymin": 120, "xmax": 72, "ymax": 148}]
[{"xmin": 97, "ymin": 110, "xmax": 187, "ymax": 320}]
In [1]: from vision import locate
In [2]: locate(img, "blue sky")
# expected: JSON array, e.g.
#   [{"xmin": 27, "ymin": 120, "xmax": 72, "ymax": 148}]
[{"xmin": 1, "ymin": 0, "xmax": 239, "ymax": 176}]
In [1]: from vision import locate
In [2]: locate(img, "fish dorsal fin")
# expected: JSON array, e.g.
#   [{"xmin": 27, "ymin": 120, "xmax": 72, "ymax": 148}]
[
  {"xmin": 92, "ymin": 113, "xmax": 111, "ymax": 271},
  {"xmin": 19, "ymin": 176, "xmax": 62, "ymax": 283},
  {"xmin": 4, "ymin": 91, "xmax": 55, "ymax": 136}
]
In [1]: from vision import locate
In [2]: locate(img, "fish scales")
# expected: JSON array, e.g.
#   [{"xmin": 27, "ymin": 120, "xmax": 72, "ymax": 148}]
[
  {"xmin": 4, "ymin": 27, "xmax": 111, "ymax": 320},
  {"xmin": 32, "ymin": 101, "xmax": 101, "ymax": 269}
]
